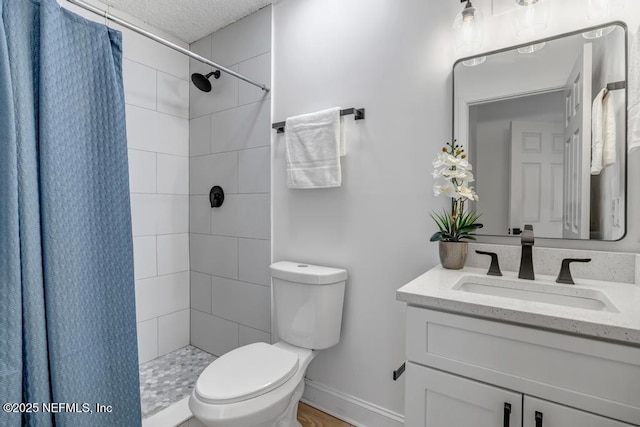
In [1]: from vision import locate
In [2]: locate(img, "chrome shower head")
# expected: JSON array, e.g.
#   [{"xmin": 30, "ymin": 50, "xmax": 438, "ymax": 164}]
[{"xmin": 191, "ymin": 70, "xmax": 221, "ymax": 92}]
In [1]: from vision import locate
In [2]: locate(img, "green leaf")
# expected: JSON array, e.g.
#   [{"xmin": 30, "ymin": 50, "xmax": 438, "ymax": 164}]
[
  {"xmin": 457, "ymin": 224, "xmax": 482, "ymax": 234},
  {"xmin": 431, "ymin": 208, "xmax": 482, "ymax": 241},
  {"xmin": 431, "ymin": 211, "xmax": 453, "ymax": 234},
  {"xmin": 430, "ymin": 232, "xmax": 443, "ymax": 242},
  {"xmin": 458, "ymin": 235, "xmax": 477, "ymax": 241}
]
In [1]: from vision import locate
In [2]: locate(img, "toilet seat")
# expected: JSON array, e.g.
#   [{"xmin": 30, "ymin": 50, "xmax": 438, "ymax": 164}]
[{"xmin": 195, "ymin": 342, "xmax": 299, "ymax": 405}]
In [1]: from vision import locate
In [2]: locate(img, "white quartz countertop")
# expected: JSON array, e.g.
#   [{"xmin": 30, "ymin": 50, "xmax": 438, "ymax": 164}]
[{"xmin": 396, "ymin": 266, "xmax": 640, "ymax": 346}]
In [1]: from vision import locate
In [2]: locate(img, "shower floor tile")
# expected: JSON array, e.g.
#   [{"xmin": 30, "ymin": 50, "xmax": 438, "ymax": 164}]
[{"xmin": 139, "ymin": 345, "xmax": 216, "ymax": 418}]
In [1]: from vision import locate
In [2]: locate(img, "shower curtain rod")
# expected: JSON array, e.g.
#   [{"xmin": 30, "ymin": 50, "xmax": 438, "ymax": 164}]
[{"xmin": 65, "ymin": 0, "xmax": 270, "ymax": 92}]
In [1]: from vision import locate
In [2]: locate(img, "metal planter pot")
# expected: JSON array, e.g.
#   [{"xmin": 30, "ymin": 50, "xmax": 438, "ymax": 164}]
[{"xmin": 439, "ymin": 241, "xmax": 468, "ymax": 270}]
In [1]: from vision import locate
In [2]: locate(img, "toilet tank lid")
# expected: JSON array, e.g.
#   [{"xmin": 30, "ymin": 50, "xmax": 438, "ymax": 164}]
[{"xmin": 270, "ymin": 261, "xmax": 347, "ymax": 285}]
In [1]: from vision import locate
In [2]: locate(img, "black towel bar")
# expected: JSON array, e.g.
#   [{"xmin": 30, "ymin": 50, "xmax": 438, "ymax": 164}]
[
  {"xmin": 272, "ymin": 108, "xmax": 365, "ymax": 134},
  {"xmin": 606, "ymin": 81, "xmax": 626, "ymax": 91}
]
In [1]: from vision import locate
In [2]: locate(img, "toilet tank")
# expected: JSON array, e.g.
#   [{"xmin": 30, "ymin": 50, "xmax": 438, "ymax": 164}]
[{"xmin": 270, "ymin": 261, "xmax": 347, "ymax": 350}]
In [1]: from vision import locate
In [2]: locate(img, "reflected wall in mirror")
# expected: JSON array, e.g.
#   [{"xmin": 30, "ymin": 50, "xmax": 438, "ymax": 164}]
[{"xmin": 454, "ymin": 23, "xmax": 627, "ymax": 241}]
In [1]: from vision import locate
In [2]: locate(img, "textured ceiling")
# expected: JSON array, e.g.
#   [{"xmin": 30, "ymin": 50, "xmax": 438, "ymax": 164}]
[{"xmin": 102, "ymin": 0, "xmax": 271, "ymax": 43}]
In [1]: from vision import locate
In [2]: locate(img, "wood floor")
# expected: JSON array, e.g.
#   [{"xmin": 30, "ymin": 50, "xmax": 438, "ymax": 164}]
[{"xmin": 297, "ymin": 403, "xmax": 353, "ymax": 427}]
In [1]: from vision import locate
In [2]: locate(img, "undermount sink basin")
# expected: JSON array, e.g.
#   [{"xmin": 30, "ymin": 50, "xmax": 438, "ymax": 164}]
[{"xmin": 453, "ymin": 276, "xmax": 618, "ymax": 312}]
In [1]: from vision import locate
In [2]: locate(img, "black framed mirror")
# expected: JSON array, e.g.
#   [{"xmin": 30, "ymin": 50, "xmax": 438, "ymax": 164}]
[{"xmin": 453, "ymin": 22, "xmax": 627, "ymax": 241}]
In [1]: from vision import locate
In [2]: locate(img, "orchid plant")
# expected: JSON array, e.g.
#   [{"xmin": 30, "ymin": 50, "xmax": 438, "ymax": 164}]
[{"xmin": 430, "ymin": 140, "xmax": 482, "ymax": 242}]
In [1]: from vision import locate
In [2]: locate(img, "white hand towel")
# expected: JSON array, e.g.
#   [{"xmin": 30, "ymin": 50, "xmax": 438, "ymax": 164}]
[
  {"xmin": 629, "ymin": 25, "xmax": 640, "ymax": 153},
  {"xmin": 591, "ymin": 88, "xmax": 605, "ymax": 175},
  {"xmin": 285, "ymin": 107, "xmax": 343, "ymax": 189},
  {"xmin": 602, "ymin": 92, "xmax": 617, "ymax": 166}
]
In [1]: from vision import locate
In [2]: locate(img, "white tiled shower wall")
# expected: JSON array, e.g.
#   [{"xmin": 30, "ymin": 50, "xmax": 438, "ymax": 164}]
[
  {"xmin": 188, "ymin": 6, "xmax": 273, "ymax": 357},
  {"xmin": 124, "ymin": 36, "xmax": 191, "ymax": 364},
  {"xmin": 62, "ymin": 0, "xmax": 192, "ymax": 365}
]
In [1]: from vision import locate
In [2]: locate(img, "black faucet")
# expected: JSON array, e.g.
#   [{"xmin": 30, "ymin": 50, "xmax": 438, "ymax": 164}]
[
  {"xmin": 475, "ymin": 250, "xmax": 502, "ymax": 276},
  {"xmin": 556, "ymin": 258, "xmax": 591, "ymax": 285},
  {"xmin": 518, "ymin": 224, "xmax": 535, "ymax": 280}
]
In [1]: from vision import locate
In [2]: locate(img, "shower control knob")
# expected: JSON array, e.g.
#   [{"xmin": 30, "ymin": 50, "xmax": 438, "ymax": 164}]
[{"xmin": 209, "ymin": 186, "xmax": 224, "ymax": 208}]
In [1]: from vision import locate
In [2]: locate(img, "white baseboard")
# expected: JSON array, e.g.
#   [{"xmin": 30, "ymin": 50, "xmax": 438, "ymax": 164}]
[
  {"xmin": 302, "ymin": 379, "xmax": 404, "ymax": 427},
  {"xmin": 139, "ymin": 380, "xmax": 405, "ymax": 427}
]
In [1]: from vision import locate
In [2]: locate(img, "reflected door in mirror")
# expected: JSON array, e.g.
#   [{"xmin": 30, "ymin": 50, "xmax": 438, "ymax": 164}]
[
  {"xmin": 563, "ymin": 43, "xmax": 592, "ymax": 239},
  {"xmin": 509, "ymin": 121, "xmax": 564, "ymax": 237}
]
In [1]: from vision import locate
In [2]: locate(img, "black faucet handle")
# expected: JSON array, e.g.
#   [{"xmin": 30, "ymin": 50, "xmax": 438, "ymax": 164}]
[
  {"xmin": 556, "ymin": 258, "xmax": 592, "ymax": 285},
  {"xmin": 475, "ymin": 250, "xmax": 502, "ymax": 276},
  {"xmin": 521, "ymin": 224, "xmax": 535, "ymax": 245}
]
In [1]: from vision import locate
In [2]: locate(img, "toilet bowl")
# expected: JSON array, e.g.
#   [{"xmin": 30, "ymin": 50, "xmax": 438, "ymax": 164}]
[
  {"xmin": 189, "ymin": 342, "xmax": 314, "ymax": 427},
  {"xmin": 189, "ymin": 262, "xmax": 347, "ymax": 427}
]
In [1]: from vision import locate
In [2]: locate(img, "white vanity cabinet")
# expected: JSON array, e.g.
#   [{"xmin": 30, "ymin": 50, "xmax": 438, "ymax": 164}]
[
  {"xmin": 404, "ymin": 306, "xmax": 640, "ymax": 427},
  {"xmin": 406, "ymin": 363, "xmax": 522, "ymax": 427},
  {"xmin": 523, "ymin": 397, "xmax": 634, "ymax": 427}
]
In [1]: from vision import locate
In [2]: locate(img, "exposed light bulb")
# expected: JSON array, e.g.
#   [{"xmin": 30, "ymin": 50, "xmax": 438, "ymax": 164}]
[
  {"xmin": 461, "ymin": 2, "xmax": 476, "ymax": 23},
  {"xmin": 453, "ymin": 0, "xmax": 484, "ymax": 64},
  {"xmin": 514, "ymin": 0, "xmax": 549, "ymax": 41}
]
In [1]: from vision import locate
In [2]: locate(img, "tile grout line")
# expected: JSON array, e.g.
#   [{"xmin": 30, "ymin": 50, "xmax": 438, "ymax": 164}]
[
  {"xmin": 134, "ymin": 231, "xmax": 191, "ymax": 238},
  {"xmin": 140, "ymin": 306, "xmax": 191, "ymax": 326},
  {"xmin": 129, "ymin": 147, "xmax": 189, "ymax": 157},
  {"xmin": 189, "ymin": 270, "xmax": 270, "ymax": 288},
  {"xmin": 189, "ymin": 97, "xmax": 269, "ymax": 120},
  {"xmin": 154, "ymin": 152, "xmax": 158, "ymax": 195},
  {"xmin": 208, "ymin": 113, "xmax": 214, "ymax": 157},
  {"xmin": 189, "ymin": 145, "xmax": 271, "ymax": 158},
  {"xmin": 131, "ymin": 191, "xmax": 192, "ymax": 196},
  {"xmin": 126, "ymin": 102, "xmax": 190, "ymax": 121},
  {"xmin": 209, "ymin": 274, "xmax": 214, "ymax": 316},
  {"xmin": 124, "ymin": 56, "xmax": 190, "ymax": 84},
  {"xmin": 155, "ymin": 317, "xmax": 159, "ymax": 362},
  {"xmin": 190, "ymin": 232, "xmax": 269, "ymax": 241},
  {"xmin": 128, "ymin": 146, "xmax": 189, "ymax": 158},
  {"xmin": 191, "ymin": 307, "xmax": 270, "ymax": 335},
  {"xmin": 154, "ymin": 69, "xmax": 158, "ymax": 112}
]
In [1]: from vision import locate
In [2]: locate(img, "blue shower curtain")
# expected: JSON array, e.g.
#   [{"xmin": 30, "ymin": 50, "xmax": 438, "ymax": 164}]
[{"xmin": 0, "ymin": 0, "xmax": 141, "ymax": 426}]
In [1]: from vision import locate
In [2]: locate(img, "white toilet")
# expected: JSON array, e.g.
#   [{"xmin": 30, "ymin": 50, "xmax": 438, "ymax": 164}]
[{"xmin": 189, "ymin": 261, "xmax": 347, "ymax": 427}]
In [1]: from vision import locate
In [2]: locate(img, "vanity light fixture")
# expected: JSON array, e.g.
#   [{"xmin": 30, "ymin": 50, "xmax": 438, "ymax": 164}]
[
  {"xmin": 453, "ymin": 0, "xmax": 486, "ymax": 66},
  {"xmin": 583, "ymin": 0, "xmax": 626, "ymax": 39},
  {"xmin": 514, "ymin": 0, "xmax": 549, "ymax": 46}
]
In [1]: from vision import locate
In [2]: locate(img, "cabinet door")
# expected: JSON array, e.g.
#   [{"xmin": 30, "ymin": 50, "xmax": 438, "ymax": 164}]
[
  {"xmin": 523, "ymin": 396, "xmax": 637, "ymax": 427},
  {"xmin": 405, "ymin": 362, "xmax": 522, "ymax": 427}
]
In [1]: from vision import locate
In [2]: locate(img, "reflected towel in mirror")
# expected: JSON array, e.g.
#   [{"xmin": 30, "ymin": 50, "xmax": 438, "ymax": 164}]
[
  {"xmin": 591, "ymin": 89, "xmax": 617, "ymax": 174},
  {"xmin": 629, "ymin": 25, "xmax": 640, "ymax": 152}
]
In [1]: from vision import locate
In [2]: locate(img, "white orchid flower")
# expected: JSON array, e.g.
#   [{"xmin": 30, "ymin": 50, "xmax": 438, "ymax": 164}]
[
  {"xmin": 432, "ymin": 166, "xmax": 454, "ymax": 179},
  {"xmin": 457, "ymin": 185, "xmax": 479, "ymax": 201},
  {"xmin": 432, "ymin": 143, "xmax": 478, "ymax": 201},
  {"xmin": 433, "ymin": 152, "xmax": 472, "ymax": 169},
  {"xmin": 443, "ymin": 153, "xmax": 470, "ymax": 168},
  {"xmin": 433, "ymin": 184, "xmax": 459, "ymax": 199},
  {"xmin": 442, "ymin": 169, "xmax": 473, "ymax": 181},
  {"xmin": 430, "ymin": 142, "xmax": 482, "ymax": 244},
  {"xmin": 432, "ymin": 154, "xmax": 446, "ymax": 169}
]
